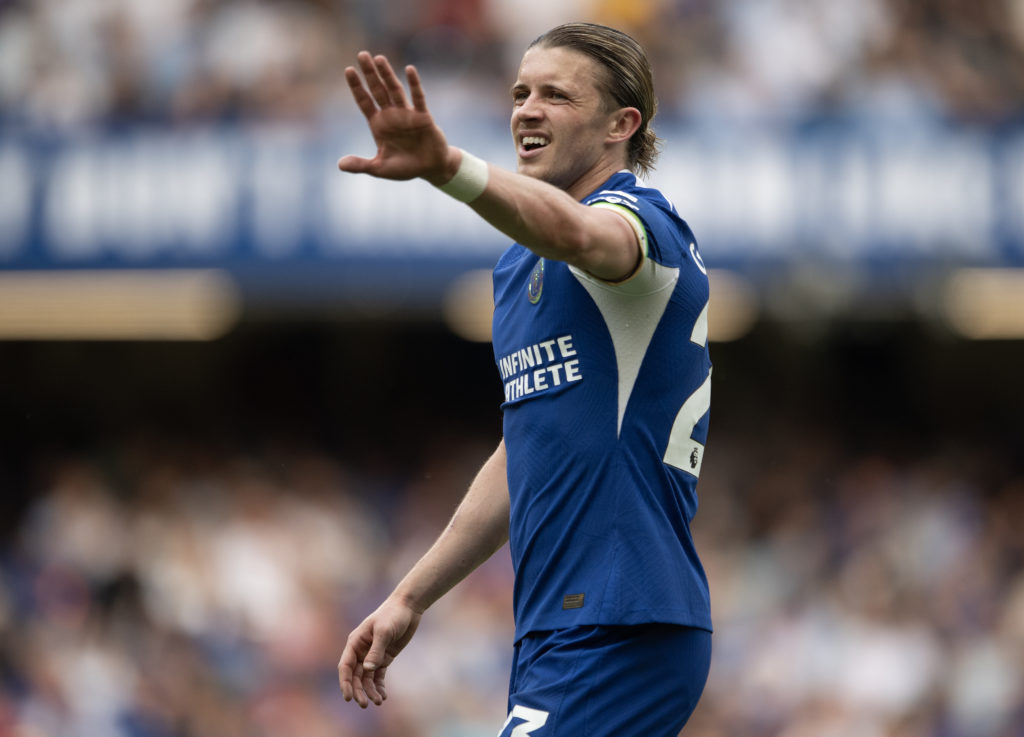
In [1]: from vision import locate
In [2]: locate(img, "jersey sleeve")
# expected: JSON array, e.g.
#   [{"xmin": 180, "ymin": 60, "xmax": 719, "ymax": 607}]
[
  {"xmin": 584, "ymin": 184, "xmax": 688, "ymax": 264},
  {"xmin": 582, "ymin": 184, "xmax": 690, "ymax": 293},
  {"xmin": 589, "ymin": 200, "xmax": 650, "ymax": 263}
]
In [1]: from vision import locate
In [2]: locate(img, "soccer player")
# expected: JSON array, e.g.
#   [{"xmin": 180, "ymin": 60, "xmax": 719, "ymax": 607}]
[{"xmin": 337, "ymin": 23, "xmax": 713, "ymax": 736}]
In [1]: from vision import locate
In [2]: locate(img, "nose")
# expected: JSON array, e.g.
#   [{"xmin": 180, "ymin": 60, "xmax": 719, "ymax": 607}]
[{"xmin": 514, "ymin": 93, "xmax": 543, "ymax": 122}]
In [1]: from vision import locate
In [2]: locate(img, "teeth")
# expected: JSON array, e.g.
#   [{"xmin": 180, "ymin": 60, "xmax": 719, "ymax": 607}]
[{"xmin": 522, "ymin": 136, "xmax": 549, "ymax": 149}]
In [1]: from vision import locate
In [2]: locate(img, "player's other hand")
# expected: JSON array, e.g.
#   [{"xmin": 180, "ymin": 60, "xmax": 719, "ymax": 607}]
[
  {"xmin": 338, "ymin": 597, "xmax": 422, "ymax": 708},
  {"xmin": 338, "ymin": 51, "xmax": 457, "ymax": 185}
]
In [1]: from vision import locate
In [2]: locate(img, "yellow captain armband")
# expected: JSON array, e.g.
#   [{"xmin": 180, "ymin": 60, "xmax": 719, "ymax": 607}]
[{"xmin": 589, "ymin": 201, "xmax": 649, "ymax": 259}]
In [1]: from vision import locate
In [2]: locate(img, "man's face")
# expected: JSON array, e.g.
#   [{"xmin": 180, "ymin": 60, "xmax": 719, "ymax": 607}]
[{"xmin": 510, "ymin": 45, "xmax": 620, "ymax": 198}]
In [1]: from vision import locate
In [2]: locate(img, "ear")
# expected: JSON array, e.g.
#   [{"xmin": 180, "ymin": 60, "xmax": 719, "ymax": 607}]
[{"xmin": 607, "ymin": 107, "xmax": 642, "ymax": 144}]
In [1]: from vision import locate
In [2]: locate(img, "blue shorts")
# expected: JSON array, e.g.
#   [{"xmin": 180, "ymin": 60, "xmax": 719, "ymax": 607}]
[{"xmin": 498, "ymin": 624, "xmax": 711, "ymax": 737}]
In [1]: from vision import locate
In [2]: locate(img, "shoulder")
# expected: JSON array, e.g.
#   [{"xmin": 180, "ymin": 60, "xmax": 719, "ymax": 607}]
[
  {"xmin": 584, "ymin": 172, "xmax": 698, "ymax": 268},
  {"xmin": 495, "ymin": 242, "xmax": 531, "ymax": 271},
  {"xmin": 584, "ymin": 171, "xmax": 680, "ymax": 214}
]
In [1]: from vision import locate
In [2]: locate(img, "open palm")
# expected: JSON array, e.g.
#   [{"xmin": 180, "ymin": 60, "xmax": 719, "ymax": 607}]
[{"xmin": 338, "ymin": 52, "xmax": 450, "ymax": 183}]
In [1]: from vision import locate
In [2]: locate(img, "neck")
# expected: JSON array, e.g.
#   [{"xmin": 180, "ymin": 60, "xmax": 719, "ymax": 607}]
[{"xmin": 565, "ymin": 161, "xmax": 628, "ymax": 201}]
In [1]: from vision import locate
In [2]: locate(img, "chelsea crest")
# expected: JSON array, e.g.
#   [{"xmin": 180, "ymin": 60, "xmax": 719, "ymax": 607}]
[{"xmin": 527, "ymin": 258, "xmax": 545, "ymax": 304}]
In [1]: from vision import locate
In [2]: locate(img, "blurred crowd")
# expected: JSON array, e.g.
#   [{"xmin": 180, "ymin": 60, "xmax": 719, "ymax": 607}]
[
  {"xmin": 0, "ymin": 0, "xmax": 1023, "ymax": 131},
  {"xmin": 1, "ymin": 422, "xmax": 1021, "ymax": 737},
  {"xmin": 2, "ymin": 1, "xmax": 1024, "ymax": 736}
]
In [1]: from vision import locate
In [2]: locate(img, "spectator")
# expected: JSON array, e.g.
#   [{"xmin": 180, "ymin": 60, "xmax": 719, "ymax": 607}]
[{"xmin": 1, "ymin": 423, "xmax": 1022, "ymax": 736}]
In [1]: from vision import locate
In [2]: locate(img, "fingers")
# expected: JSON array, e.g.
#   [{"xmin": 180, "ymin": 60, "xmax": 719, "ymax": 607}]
[
  {"xmin": 337, "ymin": 154, "xmax": 373, "ymax": 174},
  {"xmin": 338, "ymin": 618, "xmax": 394, "ymax": 709},
  {"xmin": 339, "ymin": 626, "xmax": 378, "ymax": 708},
  {"xmin": 406, "ymin": 65, "xmax": 428, "ymax": 113},
  {"xmin": 340, "ymin": 657, "xmax": 387, "ymax": 709},
  {"xmin": 338, "ymin": 644, "xmax": 358, "ymax": 703},
  {"xmin": 351, "ymin": 51, "xmax": 410, "ymax": 111},
  {"xmin": 344, "ymin": 65, "xmax": 378, "ymax": 120},
  {"xmin": 362, "ymin": 629, "xmax": 390, "ymax": 674},
  {"xmin": 356, "ymin": 52, "xmax": 391, "ymax": 109},
  {"xmin": 361, "ymin": 665, "xmax": 386, "ymax": 706},
  {"xmin": 376, "ymin": 55, "xmax": 410, "ymax": 108}
]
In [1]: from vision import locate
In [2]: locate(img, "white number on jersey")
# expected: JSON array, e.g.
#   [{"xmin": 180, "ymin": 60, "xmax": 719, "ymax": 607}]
[
  {"xmin": 498, "ymin": 704, "xmax": 550, "ymax": 737},
  {"xmin": 664, "ymin": 299, "xmax": 712, "ymax": 477}
]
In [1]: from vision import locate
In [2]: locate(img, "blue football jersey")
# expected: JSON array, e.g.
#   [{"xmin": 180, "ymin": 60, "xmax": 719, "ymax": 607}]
[{"xmin": 491, "ymin": 170, "xmax": 713, "ymax": 640}]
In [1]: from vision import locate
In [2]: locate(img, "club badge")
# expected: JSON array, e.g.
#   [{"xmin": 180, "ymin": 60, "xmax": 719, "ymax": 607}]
[{"xmin": 527, "ymin": 258, "xmax": 545, "ymax": 304}]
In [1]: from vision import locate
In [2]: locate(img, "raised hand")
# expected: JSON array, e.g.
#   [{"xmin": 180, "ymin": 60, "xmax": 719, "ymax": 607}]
[{"xmin": 337, "ymin": 52, "xmax": 454, "ymax": 184}]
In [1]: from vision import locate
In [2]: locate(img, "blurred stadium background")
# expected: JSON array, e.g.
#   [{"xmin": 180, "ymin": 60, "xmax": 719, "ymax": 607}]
[{"xmin": 2, "ymin": 0, "xmax": 1024, "ymax": 736}]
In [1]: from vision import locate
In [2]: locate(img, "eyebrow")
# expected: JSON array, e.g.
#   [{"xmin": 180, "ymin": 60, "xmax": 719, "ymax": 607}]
[{"xmin": 510, "ymin": 82, "xmax": 575, "ymax": 98}]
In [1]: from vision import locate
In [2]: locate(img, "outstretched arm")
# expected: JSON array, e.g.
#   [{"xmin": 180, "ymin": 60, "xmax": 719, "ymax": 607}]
[
  {"xmin": 338, "ymin": 53, "xmax": 643, "ymax": 282},
  {"xmin": 338, "ymin": 439, "xmax": 511, "ymax": 708}
]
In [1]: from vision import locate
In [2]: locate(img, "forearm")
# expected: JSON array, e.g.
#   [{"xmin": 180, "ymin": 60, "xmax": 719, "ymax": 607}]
[
  {"xmin": 389, "ymin": 439, "xmax": 510, "ymax": 614},
  {"xmin": 431, "ymin": 148, "xmax": 639, "ymax": 281},
  {"xmin": 468, "ymin": 166, "xmax": 588, "ymax": 258}
]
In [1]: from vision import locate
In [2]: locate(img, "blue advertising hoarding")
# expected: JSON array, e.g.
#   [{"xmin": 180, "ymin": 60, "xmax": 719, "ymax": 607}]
[{"xmin": 1, "ymin": 120, "xmax": 1022, "ymax": 303}]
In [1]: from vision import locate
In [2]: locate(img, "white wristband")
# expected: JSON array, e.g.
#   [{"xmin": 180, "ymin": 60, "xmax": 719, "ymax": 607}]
[{"xmin": 436, "ymin": 149, "xmax": 489, "ymax": 203}]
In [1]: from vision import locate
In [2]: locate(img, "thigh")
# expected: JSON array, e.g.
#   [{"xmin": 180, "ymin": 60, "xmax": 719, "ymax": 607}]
[{"xmin": 499, "ymin": 624, "xmax": 711, "ymax": 737}]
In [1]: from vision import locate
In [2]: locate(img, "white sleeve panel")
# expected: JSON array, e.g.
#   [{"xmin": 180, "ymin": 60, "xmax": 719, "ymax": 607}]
[{"xmin": 569, "ymin": 260, "xmax": 679, "ymax": 436}]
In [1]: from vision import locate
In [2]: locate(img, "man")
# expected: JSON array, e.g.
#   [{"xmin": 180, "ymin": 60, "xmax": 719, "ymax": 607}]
[{"xmin": 337, "ymin": 23, "xmax": 713, "ymax": 736}]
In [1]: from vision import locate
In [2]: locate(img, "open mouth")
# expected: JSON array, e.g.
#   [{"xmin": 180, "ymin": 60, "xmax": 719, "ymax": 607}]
[{"xmin": 521, "ymin": 136, "xmax": 550, "ymax": 152}]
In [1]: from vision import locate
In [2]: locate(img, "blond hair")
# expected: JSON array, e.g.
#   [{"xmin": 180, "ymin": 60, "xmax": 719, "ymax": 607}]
[{"xmin": 530, "ymin": 23, "xmax": 661, "ymax": 177}]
